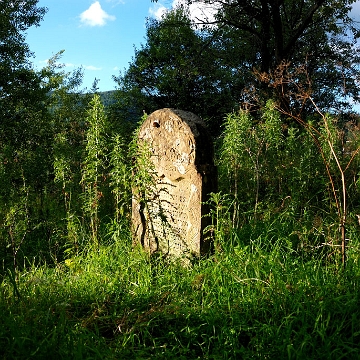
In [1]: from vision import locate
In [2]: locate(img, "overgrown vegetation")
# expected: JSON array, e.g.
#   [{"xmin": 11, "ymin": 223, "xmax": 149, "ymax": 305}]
[
  {"xmin": 2, "ymin": 0, "xmax": 360, "ymax": 358},
  {"xmin": 2, "ymin": 97, "xmax": 360, "ymax": 357},
  {"xmin": 2, "ymin": 227, "xmax": 360, "ymax": 358}
]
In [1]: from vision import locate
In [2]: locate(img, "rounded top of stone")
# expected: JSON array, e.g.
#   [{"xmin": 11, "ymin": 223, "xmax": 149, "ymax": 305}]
[
  {"xmin": 144, "ymin": 108, "xmax": 207, "ymax": 138},
  {"xmin": 138, "ymin": 108, "xmax": 213, "ymax": 181}
]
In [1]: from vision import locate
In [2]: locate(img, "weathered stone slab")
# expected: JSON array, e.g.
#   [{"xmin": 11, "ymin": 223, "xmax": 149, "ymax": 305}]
[{"xmin": 132, "ymin": 108, "xmax": 216, "ymax": 258}]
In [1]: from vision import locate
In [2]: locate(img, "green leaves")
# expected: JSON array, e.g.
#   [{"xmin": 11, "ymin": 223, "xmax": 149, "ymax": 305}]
[
  {"xmin": 261, "ymin": 100, "xmax": 284, "ymax": 149},
  {"xmin": 81, "ymin": 95, "xmax": 109, "ymax": 246},
  {"xmin": 109, "ymin": 134, "xmax": 131, "ymax": 222},
  {"xmin": 0, "ymin": 0, "xmax": 47, "ymax": 101},
  {"xmin": 82, "ymin": 95, "xmax": 108, "ymax": 183},
  {"xmin": 113, "ymin": 7, "xmax": 239, "ymax": 134},
  {"xmin": 182, "ymin": 0, "xmax": 360, "ymax": 112}
]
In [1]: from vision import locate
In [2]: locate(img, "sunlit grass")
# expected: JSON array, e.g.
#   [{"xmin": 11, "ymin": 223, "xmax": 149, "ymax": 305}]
[{"xmin": 1, "ymin": 219, "xmax": 360, "ymax": 359}]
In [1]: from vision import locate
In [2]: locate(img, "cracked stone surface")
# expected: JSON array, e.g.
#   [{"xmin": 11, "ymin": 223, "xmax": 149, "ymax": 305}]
[{"xmin": 132, "ymin": 108, "xmax": 216, "ymax": 258}]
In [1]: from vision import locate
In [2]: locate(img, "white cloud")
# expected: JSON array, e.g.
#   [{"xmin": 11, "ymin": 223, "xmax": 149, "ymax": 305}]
[
  {"xmin": 80, "ymin": 1, "xmax": 115, "ymax": 27},
  {"xmin": 85, "ymin": 65, "xmax": 102, "ymax": 71},
  {"xmin": 149, "ymin": 0, "xmax": 218, "ymax": 26},
  {"xmin": 351, "ymin": 0, "xmax": 360, "ymax": 22},
  {"xmin": 148, "ymin": 4, "xmax": 167, "ymax": 20},
  {"xmin": 187, "ymin": 2, "xmax": 219, "ymax": 25},
  {"xmin": 106, "ymin": 0, "xmax": 124, "ymax": 5}
]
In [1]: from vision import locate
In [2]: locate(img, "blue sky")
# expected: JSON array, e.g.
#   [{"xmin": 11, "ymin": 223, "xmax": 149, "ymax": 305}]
[
  {"xmin": 26, "ymin": 0, "xmax": 360, "ymax": 95},
  {"xmin": 26, "ymin": 0, "xmax": 178, "ymax": 92}
]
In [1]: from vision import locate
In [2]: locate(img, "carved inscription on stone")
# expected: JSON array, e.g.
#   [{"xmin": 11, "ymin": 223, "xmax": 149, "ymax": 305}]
[{"xmin": 132, "ymin": 108, "xmax": 216, "ymax": 257}]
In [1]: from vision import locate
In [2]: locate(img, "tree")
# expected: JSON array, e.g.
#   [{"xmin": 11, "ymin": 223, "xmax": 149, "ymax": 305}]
[
  {"xmin": 0, "ymin": 0, "xmax": 51, "ymax": 270},
  {"xmin": 151, "ymin": 1, "xmax": 360, "ymax": 113},
  {"xmin": 0, "ymin": 0, "xmax": 47, "ymax": 112},
  {"xmin": 113, "ymin": 7, "xmax": 242, "ymax": 132},
  {"xmin": 0, "ymin": 0, "xmax": 49, "ymax": 187}
]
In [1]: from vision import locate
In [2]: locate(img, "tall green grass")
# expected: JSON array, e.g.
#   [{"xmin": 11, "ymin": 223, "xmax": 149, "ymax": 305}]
[
  {"xmin": 1, "ymin": 219, "xmax": 360, "ymax": 359},
  {"xmin": 2, "ymin": 99, "xmax": 360, "ymax": 358}
]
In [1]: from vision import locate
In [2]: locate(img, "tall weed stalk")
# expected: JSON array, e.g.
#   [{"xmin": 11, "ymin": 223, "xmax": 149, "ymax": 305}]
[
  {"xmin": 109, "ymin": 134, "xmax": 131, "ymax": 225},
  {"xmin": 279, "ymin": 99, "xmax": 360, "ymax": 268},
  {"xmin": 219, "ymin": 101, "xmax": 284, "ymax": 223},
  {"xmin": 4, "ymin": 176, "xmax": 29, "ymax": 274},
  {"xmin": 81, "ymin": 94, "xmax": 109, "ymax": 248}
]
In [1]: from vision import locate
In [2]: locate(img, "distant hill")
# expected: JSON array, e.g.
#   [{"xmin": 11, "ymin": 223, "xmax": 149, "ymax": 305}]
[{"xmin": 99, "ymin": 90, "xmax": 117, "ymax": 107}]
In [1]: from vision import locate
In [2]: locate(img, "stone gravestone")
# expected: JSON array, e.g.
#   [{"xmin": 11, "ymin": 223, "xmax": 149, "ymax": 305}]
[{"xmin": 132, "ymin": 108, "xmax": 216, "ymax": 258}]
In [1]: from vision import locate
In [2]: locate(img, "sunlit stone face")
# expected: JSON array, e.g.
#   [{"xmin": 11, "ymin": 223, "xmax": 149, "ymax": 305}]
[{"xmin": 132, "ymin": 108, "xmax": 216, "ymax": 258}]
